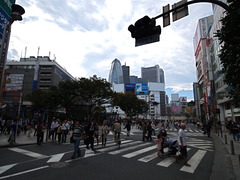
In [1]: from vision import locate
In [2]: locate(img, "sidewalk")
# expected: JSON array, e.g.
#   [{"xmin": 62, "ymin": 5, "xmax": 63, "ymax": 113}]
[
  {"xmin": 210, "ymin": 128, "xmax": 240, "ymax": 180},
  {"xmin": 0, "ymin": 131, "xmax": 50, "ymax": 148}
]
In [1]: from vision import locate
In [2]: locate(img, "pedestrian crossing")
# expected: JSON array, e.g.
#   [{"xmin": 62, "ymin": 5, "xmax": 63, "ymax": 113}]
[{"xmin": 0, "ymin": 137, "xmax": 213, "ymax": 177}]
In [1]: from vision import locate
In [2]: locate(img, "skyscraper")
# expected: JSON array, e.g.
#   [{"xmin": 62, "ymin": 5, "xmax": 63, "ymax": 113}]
[
  {"xmin": 122, "ymin": 63, "xmax": 130, "ymax": 84},
  {"xmin": 108, "ymin": 58, "xmax": 123, "ymax": 84},
  {"xmin": 141, "ymin": 65, "xmax": 165, "ymax": 83}
]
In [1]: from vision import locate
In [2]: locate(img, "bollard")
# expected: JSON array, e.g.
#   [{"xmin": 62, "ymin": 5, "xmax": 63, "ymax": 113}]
[
  {"xmin": 224, "ymin": 134, "xmax": 227, "ymax": 144},
  {"xmin": 230, "ymin": 140, "xmax": 235, "ymax": 155}
]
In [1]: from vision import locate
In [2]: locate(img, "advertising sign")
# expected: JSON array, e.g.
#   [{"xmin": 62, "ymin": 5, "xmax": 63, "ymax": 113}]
[
  {"xmin": 136, "ymin": 83, "xmax": 148, "ymax": 95},
  {"xmin": 5, "ymin": 74, "xmax": 24, "ymax": 92},
  {"xmin": 179, "ymin": 96, "xmax": 187, "ymax": 102},
  {"xmin": 125, "ymin": 84, "xmax": 135, "ymax": 93}
]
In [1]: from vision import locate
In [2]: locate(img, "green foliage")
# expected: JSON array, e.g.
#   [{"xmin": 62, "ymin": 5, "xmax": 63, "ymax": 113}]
[
  {"xmin": 113, "ymin": 92, "xmax": 148, "ymax": 118},
  {"xmin": 215, "ymin": 0, "xmax": 240, "ymax": 104},
  {"xmin": 25, "ymin": 75, "xmax": 114, "ymax": 121}
]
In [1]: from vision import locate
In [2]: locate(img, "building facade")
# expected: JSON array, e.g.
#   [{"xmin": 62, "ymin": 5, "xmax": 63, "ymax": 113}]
[
  {"xmin": 1, "ymin": 56, "xmax": 74, "ymax": 117},
  {"xmin": 141, "ymin": 65, "xmax": 165, "ymax": 83}
]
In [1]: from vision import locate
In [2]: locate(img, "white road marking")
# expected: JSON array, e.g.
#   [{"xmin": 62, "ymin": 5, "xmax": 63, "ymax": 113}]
[
  {"xmin": 109, "ymin": 142, "xmax": 151, "ymax": 155},
  {"xmin": 122, "ymin": 145, "xmax": 156, "ymax": 158},
  {"xmin": 47, "ymin": 153, "xmax": 65, "ymax": 163},
  {"xmin": 97, "ymin": 140, "xmax": 137, "ymax": 152},
  {"xmin": 0, "ymin": 165, "xmax": 49, "ymax": 180},
  {"xmin": 138, "ymin": 152, "xmax": 158, "ymax": 162},
  {"xmin": 0, "ymin": 163, "xmax": 18, "ymax": 174},
  {"xmin": 157, "ymin": 157, "xmax": 176, "ymax": 167},
  {"xmin": 8, "ymin": 148, "xmax": 47, "ymax": 158},
  {"xmin": 157, "ymin": 148, "xmax": 191, "ymax": 167},
  {"xmin": 180, "ymin": 149, "xmax": 207, "ymax": 173}
]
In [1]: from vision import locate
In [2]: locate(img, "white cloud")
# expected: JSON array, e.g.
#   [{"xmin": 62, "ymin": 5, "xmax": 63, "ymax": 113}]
[{"xmin": 9, "ymin": 0, "xmax": 213, "ymax": 97}]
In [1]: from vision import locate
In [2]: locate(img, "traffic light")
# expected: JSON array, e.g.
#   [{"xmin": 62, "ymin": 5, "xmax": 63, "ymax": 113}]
[{"xmin": 128, "ymin": 16, "xmax": 161, "ymax": 46}]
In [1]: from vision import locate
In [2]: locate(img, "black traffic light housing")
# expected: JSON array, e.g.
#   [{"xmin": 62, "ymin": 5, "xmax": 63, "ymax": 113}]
[{"xmin": 128, "ymin": 16, "xmax": 161, "ymax": 46}]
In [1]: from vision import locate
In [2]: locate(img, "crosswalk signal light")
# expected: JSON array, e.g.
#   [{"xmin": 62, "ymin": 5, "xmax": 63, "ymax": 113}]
[{"xmin": 128, "ymin": 16, "xmax": 161, "ymax": 47}]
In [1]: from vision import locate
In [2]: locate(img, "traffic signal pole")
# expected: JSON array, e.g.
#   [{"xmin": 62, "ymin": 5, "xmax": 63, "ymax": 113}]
[{"xmin": 153, "ymin": 0, "xmax": 229, "ymax": 21}]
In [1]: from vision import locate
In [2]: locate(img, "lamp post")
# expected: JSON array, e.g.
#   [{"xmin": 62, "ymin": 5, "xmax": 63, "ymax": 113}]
[{"xmin": 0, "ymin": 4, "xmax": 25, "ymax": 106}]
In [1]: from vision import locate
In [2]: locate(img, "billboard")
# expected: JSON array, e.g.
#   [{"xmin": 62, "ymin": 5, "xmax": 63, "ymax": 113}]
[
  {"xmin": 179, "ymin": 96, "xmax": 187, "ymax": 102},
  {"xmin": 5, "ymin": 74, "xmax": 24, "ymax": 92},
  {"xmin": 136, "ymin": 83, "xmax": 148, "ymax": 95},
  {"xmin": 125, "ymin": 84, "xmax": 135, "ymax": 93}
]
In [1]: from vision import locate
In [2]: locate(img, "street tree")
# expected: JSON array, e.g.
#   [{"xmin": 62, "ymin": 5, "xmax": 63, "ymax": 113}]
[
  {"xmin": 215, "ymin": 0, "xmax": 240, "ymax": 105},
  {"xmin": 76, "ymin": 75, "xmax": 113, "ymax": 121},
  {"xmin": 113, "ymin": 92, "xmax": 148, "ymax": 118}
]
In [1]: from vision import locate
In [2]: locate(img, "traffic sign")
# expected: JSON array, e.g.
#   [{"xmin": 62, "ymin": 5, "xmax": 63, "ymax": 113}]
[
  {"xmin": 172, "ymin": 0, "xmax": 189, "ymax": 22},
  {"xmin": 163, "ymin": 4, "xmax": 170, "ymax": 27}
]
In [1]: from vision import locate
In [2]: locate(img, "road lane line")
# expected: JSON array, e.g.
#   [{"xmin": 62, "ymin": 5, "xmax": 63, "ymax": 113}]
[
  {"xmin": 0, "ymin": 165, "xmax": 49, "ymax": 180},
  {"xmin": 8, "ymin": 148, "xmax": 47, "ymax": 158},
  {"xmin": 0, "ymin": 163, "xmax": 18, "ymax": 174},
  {"xmin": 180, "ymin": 149, "xmax": 207, "ymax": 173}
]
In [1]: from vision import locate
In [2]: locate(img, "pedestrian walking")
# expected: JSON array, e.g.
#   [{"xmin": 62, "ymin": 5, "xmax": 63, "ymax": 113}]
[
  {"xmin": 112, "ymin": 119, "xmax": 121, "ymax": 143},
  {"xmin": 124, "ymin": 120, "xmax": 131, "ymax": 138},
  {"xmin": 61, "ymin": 119, "xmax": 70, "ymax": 143},
  {"xmin": 101, "ymin": 122, "xmax": 109, "ymax": 146},
  {"xmin": 146, "ymin": 121, "xmax": 153, "ymax": 141},
  {"xmin": 50, "ymin": 118, "xmax": 58, "ymax": 141},
  {"xmin": 176, "ymin": 123, "xmax": 191, "ymax": 166},
  {"xmin": 206, "ymin": 121, "xmax": 212, "ymax": 137},
  {"xmin": 158, "ymin": 125, "xmax": 167, "ymax": 156},
  {"xmin": 142, "ymin": 121, "xmax": 148, "ymax": 141},
  {"xmin": 36, "ymin": 122, "xmax": 45, "ymax": 145},
  {"xmin": 154, "ymin": 134, "xmax": 163, "ymax": 157},
  {"xmin": 71, "ymin": 121, "xmax": 85, "ymax": 159},
  {"xmin": 230, "ymin": 122, "xmax": 240, "ymax": 142},
  {"xmin": 86, "ymin": 119, "xmax": 97, "ymax": 150},
  {"xmin": 56, "ymin": 122, "xmax": 62, "ymax": 143}
]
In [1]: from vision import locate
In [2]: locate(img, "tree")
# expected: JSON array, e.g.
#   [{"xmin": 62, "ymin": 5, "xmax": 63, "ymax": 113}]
[
  {"xmin": 215, "ymin": 0, "xmax": 240, "ymax": 105},
  {"xmin": 113, "ymin": 92, "xmax": 148, "ymax": 118},
  {"xmin": 76, "ymin": 75, "xmax": 113, "ymax": 121}
]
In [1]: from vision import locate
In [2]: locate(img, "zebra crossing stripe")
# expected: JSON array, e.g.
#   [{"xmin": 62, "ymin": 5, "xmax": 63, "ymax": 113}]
[
  {"xmin": 157, "ymin": 157, "xmax": 176, "ymax": 167},
  {"xmin": 98, "ymin": 141, "xmax": 140, "ymax": 152},
  {"xmin": 8, "ymin": 148, "xmax": 47, "ymax": 159},
  {"xmin": 47, "ymin": 153, "xmax": 65, "ymax": 163},
  {"xmin": 138, "ymin": 148, "xmax": 169, "ymax": 163},
  {"xmin": 180, "ymin": 149, "xmax": 207, "ymax": 173},
  {"xmin": 109, "ymin": 142, "xmax": 151, "ymax": 155},
  {"xmin": 122, "ymin": 145, "xmax": 156, "ymax": 158},
  {"xmin": 0, "ymin": 163, "xmax": 18, "ymax": 174},
  {"xmin": 157, "ymin": 148, "xmax": 191, "ymax": 167},
  {"xmin": 138, "ymin": 152, "xmax": 158, "ymax": 162}
]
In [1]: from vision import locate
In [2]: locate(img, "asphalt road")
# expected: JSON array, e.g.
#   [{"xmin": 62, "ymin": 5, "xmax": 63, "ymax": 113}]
[{"xmin": 0, "ymin": 124, "xmax": 214, "ymax": 180}]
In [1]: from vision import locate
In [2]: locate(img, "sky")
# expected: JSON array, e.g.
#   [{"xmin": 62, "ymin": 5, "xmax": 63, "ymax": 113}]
[{"xmin": 7, "ymin": 0, "xmax": 213, "ymax": 101}]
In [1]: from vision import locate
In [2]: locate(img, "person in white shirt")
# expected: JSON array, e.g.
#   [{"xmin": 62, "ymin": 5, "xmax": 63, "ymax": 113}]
[
  {"xmin": 176, "ymin": 123, "xmax": 191, "ymax": 166},
  {"xmin": 61, "ymin": 119, "xmax": 70, "ymax": 143},
  {"xmin": 50, "ymin": 119, "xmax": 58, "ymax": 141}
]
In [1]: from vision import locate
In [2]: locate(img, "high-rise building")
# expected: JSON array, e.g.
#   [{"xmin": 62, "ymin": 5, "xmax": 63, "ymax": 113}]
[
  {"xmin": 122, "ymin": 64, "xmax": 130, "ymax": 84},
  {"xmin": 193, "ymin": 15, "xmax": 213, "ymax": 123},
  {"xmin": 141, "ymin": 65, "xmax": 165, "ymax": 83},
  {"xmin": 108, "ymin": 58, "xmax": 123, "ymax": 84}
]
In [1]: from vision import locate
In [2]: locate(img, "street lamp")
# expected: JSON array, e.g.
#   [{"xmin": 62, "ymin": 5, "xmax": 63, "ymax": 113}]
[{"xmin": 0, "ymin": 4, "xmax": 25, "ymax": 106}]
